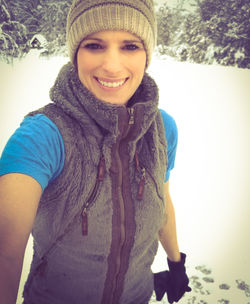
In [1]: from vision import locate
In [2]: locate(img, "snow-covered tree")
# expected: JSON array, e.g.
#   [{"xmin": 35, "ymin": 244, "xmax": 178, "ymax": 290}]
[
  {"xmin": 198, "ymin": 0, "xmax": 250, "ymax": 68},
  {"xmin": 0, "ymin": 0, "xmax": 29, "ymax": 62},
  {"xmin": 7, "ymin": 0, "xmax": 71, "ymax": 57},
  {"xmin": 0, "ymin": 0, "xmax": 10, "ymax": 23},
  {"xmin": 7, "ymin": 0, "xmax": 41, "ymax": 39},
  {"xmin": 156, "ymin": 0, "xmax": 250, "ymax": 68},
  {"xmin": 38, "ymin": 0, "xmax": 70, "ymax": 56}
]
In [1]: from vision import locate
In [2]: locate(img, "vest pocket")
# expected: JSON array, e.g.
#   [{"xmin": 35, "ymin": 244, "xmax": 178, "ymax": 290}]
[
  {"xmin": 81, "ymin": 179, "xmax": 101, "ymax": 236},
  {"xmin": 135, "ymin": 150, "xmax": 164, "ymax": 202},
  {"xmin": 81, "ymin": 156, "xmax": 106, "ymax": 236},
  {"xmin": 144, "ymin": 167, "xmax": 164, "ymax": 201}
]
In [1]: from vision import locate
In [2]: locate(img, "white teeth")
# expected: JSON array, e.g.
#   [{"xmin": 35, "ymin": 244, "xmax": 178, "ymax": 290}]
[{"xmin": 98, "ymin": 79, "xmax": 126, "ymax": 88}]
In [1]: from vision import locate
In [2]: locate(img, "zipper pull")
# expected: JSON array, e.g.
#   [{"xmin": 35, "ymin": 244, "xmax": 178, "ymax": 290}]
[
  {"xmin": 82, "ymin": 209, "xmax": 88, "ymax": 236},
  {"xmin": 98, "ymin": 156, "xmax": 105, "ymax": 181},
  {"xmin": 128, "ymin": 108, "xmax": 135, "ymax": 125},
  {"xmin": 137, "ymin": 167, "xmax": 146, "ymax": 201},
  {"xmin": 135, "ymin": 150, "xmax": 140, "ymax": 171}
]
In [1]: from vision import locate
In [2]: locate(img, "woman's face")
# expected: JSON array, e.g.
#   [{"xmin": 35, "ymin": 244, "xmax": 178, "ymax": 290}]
[{"xmin": 77, "ymin": 30, "xmax": 147, "ymax": 105}]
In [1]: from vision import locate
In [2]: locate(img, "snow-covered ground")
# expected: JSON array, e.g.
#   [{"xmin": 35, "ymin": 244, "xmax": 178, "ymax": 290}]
[{"xmin": 0, "ymin": 50, "xmax": 249, "ymax": 304}]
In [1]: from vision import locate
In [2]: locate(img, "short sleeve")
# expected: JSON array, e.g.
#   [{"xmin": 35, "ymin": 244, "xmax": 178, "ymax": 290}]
[
  {"xmin": 0, "ymin": 114, "xmax": 65, "ymax": 191},
  {"xmin": 160, "ymin": 109, "xmax": 178, "ymax": 182}
]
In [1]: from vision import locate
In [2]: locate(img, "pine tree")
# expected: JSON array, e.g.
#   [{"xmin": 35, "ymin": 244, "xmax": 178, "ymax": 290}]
[
  {"xmin": 198, "ymin": 0, "xmax": 250, "ymax": 68},
  {"xmin": 7, "ymin": 0, "xmax": 42, "ymax": 39},
  {"xmin": 38, "ymin": 0, "xmax": 71, "ymax": 56},
  {"xmin": 7, "ymin": 0, "xmax": 71, "ymax": 57},
  {"xmin": 0, "ymin": 0, "xmax": 10, "ymax": 23},
  {"xmin": 156, "ymin": 0, "xmax": 250, "ymax": 68},
  {"xmin": 0, "ymin": 0, "xmax": 29, "ymax": 62}
]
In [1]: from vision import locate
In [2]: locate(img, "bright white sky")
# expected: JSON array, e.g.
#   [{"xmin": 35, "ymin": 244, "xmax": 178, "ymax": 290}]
[{"xmin": 0, "ymin": 50, "xmax": 249, "ymax": 303}]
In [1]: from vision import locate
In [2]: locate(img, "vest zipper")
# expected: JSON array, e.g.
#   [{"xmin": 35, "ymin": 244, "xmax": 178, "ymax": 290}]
[
  {"xmin": 109, "ymin": 145, "xmax": 125, "ymax": 303},
  {"xmin": 128, "ymin": 107, "xmax": 135, "ymax": 125},
  {"xmin": 111, "ymin": 109, "xmax": 135, "ymax": 303},
  {"xmin": 102, "ymin": 107, "xmax": 136, "ymax": 304},
  {"xmin": 81, "ymin": 156, "xmax": 105, "ymax": 236}
]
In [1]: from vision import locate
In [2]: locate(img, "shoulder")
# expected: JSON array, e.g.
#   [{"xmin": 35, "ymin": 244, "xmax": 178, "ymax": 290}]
[
  {"xmin": 159, "ymin": 109, "xmax": 178, "ymax": 146},
  {"xmin": 20, "ymin": 113, "xmax": 65, "ymax": 167},
  {"xmin": 159, "ymin": 109, "xmax": 178, "ymax": 180},
  {"xmin": 0, "ymin": 114, "xmax": 64, "ymax": 152},
  {"xmin": 19, "ymin": 113, "xmax": 64, "ymax": 147},
  {"xmin": 159, "ymin": 109, "xmax": 177, "ymax": 133},
  {"xmin": 22, "ymin": 113, "xmax": 61, "ymax": 132},
  {"xmin": 0, "ymin": 114, "xmax": 65, "ymax": 191},
  {"xmin": 28, "ymin": 104, "xmax": 80, "ymax": 144}
]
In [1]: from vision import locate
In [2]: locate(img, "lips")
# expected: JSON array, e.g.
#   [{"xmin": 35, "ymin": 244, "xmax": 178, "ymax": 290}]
[{"xmin": 95, "ymin": 77, "xmax": 128, "ymax": 88}]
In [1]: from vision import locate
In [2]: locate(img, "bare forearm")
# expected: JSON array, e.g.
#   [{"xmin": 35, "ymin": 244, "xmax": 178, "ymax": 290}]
[
  {"xmin": 0, "ymin": 173, "xmax": 41, "ymax": 303},
  {"xmin": 159, "ymin": 205, "xmax": 180, "ymax": 261},
  {"xmin": 0, "ymin": 255, "xmax": 22, "ymax": 304}
]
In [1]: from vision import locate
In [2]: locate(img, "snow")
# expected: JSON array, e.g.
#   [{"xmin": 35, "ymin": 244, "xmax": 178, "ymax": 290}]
[{"xmin": 0, "ymin": 50, "xmax": 249, "ymax": 303}]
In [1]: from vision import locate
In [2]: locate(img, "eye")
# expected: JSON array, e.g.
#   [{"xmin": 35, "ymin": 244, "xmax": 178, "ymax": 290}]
[
  {"xmin": 123, "ymin": 44, "xmax": 140, "ymax": 51},
  {"xmin": 83, "ymin": 43, "xmax": 103, "ymax": 50}
]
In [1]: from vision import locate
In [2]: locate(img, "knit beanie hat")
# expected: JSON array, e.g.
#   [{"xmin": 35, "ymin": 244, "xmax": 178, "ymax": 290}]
[{"xmin": 66, "ymin": 0, "xmax": 157, "ymax": 68}]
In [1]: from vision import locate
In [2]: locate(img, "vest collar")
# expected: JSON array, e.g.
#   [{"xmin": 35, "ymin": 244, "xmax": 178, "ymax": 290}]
[{"xmin": 50, "ymin": 63, "xmax": 159, "ymax": 141}]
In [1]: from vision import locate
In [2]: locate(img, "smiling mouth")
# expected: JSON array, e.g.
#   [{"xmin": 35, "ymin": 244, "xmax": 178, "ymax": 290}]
[{"xmin": 95, "ymin": 77, "xmax": 128, "ymax": 88}]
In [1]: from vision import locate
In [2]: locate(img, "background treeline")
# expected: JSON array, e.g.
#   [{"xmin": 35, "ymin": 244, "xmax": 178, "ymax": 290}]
[
  {"xmin": 157, "ymin": 0, "xmax": 250, "ymax": 68},
  {"xmin": 0, "ymin": 0, "xmax": 249, "ymax": 68}
]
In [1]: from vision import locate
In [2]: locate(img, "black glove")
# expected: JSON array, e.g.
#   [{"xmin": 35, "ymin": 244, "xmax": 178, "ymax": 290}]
[{"xmin": 154, "ymin": 253, "xmax": 191, "ymax": 303}]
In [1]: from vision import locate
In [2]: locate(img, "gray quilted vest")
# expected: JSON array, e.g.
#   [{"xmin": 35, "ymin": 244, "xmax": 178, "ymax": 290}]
[{"xmin": 23, "ymin": 63, "xmax": 167, "ymax": 304}]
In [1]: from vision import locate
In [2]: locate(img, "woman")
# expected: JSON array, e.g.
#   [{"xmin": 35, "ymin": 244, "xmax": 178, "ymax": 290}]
[{"xmin": 0, "ymin": 0, "xmax": 191, "ymax": 303}]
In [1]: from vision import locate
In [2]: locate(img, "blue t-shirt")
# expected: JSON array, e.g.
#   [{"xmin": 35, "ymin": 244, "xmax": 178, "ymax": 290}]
[{"xmin": 0, "ymin": 110, "xmax": 178, "ymax": 191}]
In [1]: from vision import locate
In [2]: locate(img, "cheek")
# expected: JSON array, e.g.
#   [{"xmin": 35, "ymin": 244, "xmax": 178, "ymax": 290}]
[
  {"xmin": 132, "ymin": 53, "xmax": 147, "ymax": 77},
  {"xmin": 77, "ymin": 51, "xmax": 95, "ymax": 76},
  {"xmin": 76, "ymin": 53, "xmax": 93, "ymax": 89}
]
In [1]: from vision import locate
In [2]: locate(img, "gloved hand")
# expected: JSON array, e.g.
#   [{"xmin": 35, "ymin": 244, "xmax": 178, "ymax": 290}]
[{"xmin": 154, "ymin": 253, "xmax": 191, "ymax": 303}]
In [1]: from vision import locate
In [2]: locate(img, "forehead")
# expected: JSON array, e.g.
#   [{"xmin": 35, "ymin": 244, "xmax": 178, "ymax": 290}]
[{"xmin": 83, "ymin": 30, "xmax": 142, "ymax": 42}]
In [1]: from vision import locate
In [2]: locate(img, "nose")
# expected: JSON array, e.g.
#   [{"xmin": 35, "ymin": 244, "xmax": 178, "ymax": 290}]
[{"xmin": 101, "ymin": 48, "xmax": 123, "ymax": 75}]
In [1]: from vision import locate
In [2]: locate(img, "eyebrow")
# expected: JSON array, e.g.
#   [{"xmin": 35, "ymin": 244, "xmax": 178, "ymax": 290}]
[
  {"xmin": 124, "ymin": 40, "xmax": 143, "ymax": 44},
  {"xmin": 83, "ymin": 38, "xmax": 143, "ymax": 44}
]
